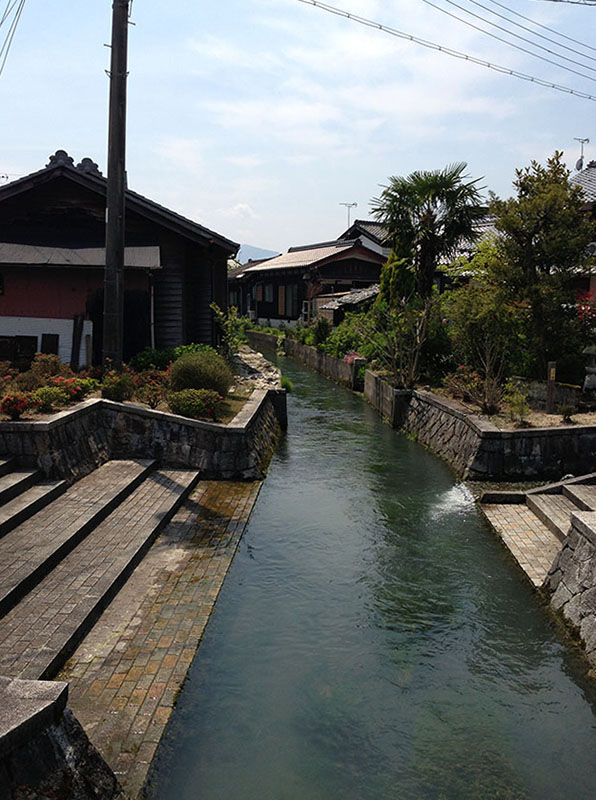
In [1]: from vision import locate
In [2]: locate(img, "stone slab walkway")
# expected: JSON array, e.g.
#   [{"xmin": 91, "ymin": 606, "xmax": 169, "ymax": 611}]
[
  {"xmin": 483, "ymin": 503, "xmax": 562, "ymax": 587},
  {"xmin": 56, "ymin": 480, "xmax": 261, "ymax": 800}
]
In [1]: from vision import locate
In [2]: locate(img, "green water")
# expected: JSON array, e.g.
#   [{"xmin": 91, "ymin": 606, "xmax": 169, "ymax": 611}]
[{"xmin": 147, "ymin": 356, "xmax": 596, "ymax": 800}]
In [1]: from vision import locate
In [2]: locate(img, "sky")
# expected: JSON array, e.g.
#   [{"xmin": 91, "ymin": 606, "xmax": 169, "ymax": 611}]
[{"xmin": 0, "ymin": 0, "xmax": 595, "ymax": 255}]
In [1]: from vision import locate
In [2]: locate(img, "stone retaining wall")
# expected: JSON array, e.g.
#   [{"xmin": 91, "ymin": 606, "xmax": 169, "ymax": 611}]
[
  {"xmin": 0, "ymin": 389, "xmax": 284, "ymax": 482},
  {"xmin": 246, "ymin": 331, "xmax": 366, "ymax": 391},
  {"xmin": 283, "ymin": 339, "xmax": 365, "ymax": 390},
  {"xmin": 545, "ymin": 512, "xmax": 596, "ymax": 671},
  {"xmin": 364, "ymin": 370, "xmax": 596, "ymax": 481},
  {"xmin": 0, "ymin": 678, "xmax": 125, "ymax": 799},
  {"xmin": 246, "ymin": 330, "xmax": 281, "ymax": 351}
]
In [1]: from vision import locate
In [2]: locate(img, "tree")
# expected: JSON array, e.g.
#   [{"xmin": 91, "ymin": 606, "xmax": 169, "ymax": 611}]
[
  {"xmin": 490, "ymin": 151, "xmax": 595, "ymax": 378},
  {"xmin": 371, "ymin": 162, "xmax": 485, "ymax": 299},
  {"xmin": 443, "ymin": 240, "xmax": 524, "ymax": 412}
]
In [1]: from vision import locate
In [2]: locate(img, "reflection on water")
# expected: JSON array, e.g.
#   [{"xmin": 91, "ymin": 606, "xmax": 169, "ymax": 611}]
[{"xmin": 146, "ymin": 355, "xmax": 596, "ymax": 800}]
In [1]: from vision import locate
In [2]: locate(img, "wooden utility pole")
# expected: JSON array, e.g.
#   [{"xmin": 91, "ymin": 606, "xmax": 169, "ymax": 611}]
[{"xmin": 102, "ymin": 0, "xmax": 130, "ymax": 369}]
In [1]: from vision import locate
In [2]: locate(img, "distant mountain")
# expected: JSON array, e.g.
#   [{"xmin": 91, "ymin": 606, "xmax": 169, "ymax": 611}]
[{"xmin": 237, "ymin": 244, "xmax": 280, "ymax": 264}]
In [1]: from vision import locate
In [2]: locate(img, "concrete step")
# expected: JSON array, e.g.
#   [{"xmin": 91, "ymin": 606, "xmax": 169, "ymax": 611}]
[
  {"xmin": 0, "ymin": 470, "xmax": 41, "ymax": 505},
  {"xmin": 562, "ymin": 483, "xmax": 596, "ymax": 512},
  {"xmin": 0, "ymin": 459, "xmax": 156, "ymax": 618},
  {"xmin": 0, "ymin": 467, "xmax": 200, "ymax": 680},
  {"xmin": 0, "ymin": 457, "xmax": 16, "ymax": 478},
  {"xmin": 526, "ymin": 493, "xmax": 576, "ymax": 542},
  {"xmin": 482, "ymin": 502, "xmax": 562, "ymax": 587},
  {"xmin": 0, "ymin": 480, "xmax": 68, "ymax": 539}
]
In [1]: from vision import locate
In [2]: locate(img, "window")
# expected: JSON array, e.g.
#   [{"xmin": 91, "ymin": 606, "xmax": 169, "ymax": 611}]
[
  {"xmin": 265, "ymin": 284, "xmax": 273, "ymax": 303},
  {"xmin": 285, "ymin": 284, "xmax": 298, "ymax": 318}
]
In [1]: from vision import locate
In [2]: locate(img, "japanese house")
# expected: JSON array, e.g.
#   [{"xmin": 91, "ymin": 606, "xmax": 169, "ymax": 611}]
[{"xmin": 0, "ymin": 150, "xmax": 238, "ymax": 367}]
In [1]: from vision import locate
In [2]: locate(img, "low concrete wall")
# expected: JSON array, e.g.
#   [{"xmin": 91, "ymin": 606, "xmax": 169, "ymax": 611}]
[
  {"xmin": 364, "ymin": 370, "xmax": 596, "ymax": 481},
  {"xmin": 283, "ymin": 339, "xmax": 366, "ymax": 391},
  {"xmin": 0, "ymin": 678, "xmax": 125, "ymax": 799},
  {"xmin": 545, "ymin": 512, "xmax": 596, "ymax": 671},
  {"xmin": 246, "ymin": 330, "xmax": 281, "ymax": 351},
  {"xmin": 0, "ymin": 389, "xmax": 285, "ymax": 482}
]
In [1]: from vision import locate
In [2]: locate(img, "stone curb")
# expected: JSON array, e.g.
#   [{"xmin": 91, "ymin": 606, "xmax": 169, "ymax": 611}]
[{"xmin": 0, "ymin": 677, "xmax": 68, "ymax": 759}]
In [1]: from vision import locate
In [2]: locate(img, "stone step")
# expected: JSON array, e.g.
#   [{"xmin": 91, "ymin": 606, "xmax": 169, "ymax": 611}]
[
  {"xmin": 0, "ymin": 480, "xmax": 68, "ymax": 539},
  {"xmin": 562, "ymin": 483, "xmax": 596, "ymax": 512},
  {"xmin": 482, "ymin": 502, "xmax": 562, "ymax": 587},
  {"xmin": 0, "ymin": 457, "xmax": 16, "ymax": 478},
  {"xmin": 526, "ymin": 494, "xmax": 576, "ymax": 542},
  {"xmin": 0, "ymin": 467, "xmax": 200, "ymax": 680},
  {"xmin": 0, "ymin": 469, "xmax": 41, "ymax": 505},
  {"xmin": 0, "ymin": 459, "xmax": 156, "ymax": 618}
]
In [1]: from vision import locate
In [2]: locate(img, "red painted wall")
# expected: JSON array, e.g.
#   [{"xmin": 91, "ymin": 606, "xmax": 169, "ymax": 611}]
[{"xmin": 0, "ymin": 268, "xmax": 149, "ymax": 319}]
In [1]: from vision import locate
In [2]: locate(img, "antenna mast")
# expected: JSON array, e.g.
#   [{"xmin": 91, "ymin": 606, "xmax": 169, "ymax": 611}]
[
  {"xmin": 574, "ymin": 137, "xmax": 589, "ymax": 171},
  {"xmin": 340, "ymin": 202, "xmax": 358, "ymax": 227}
]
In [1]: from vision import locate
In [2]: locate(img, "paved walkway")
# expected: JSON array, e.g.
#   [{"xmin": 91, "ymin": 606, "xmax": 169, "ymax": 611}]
[
  {"xmin": 56, "ymin": 480, "xmax": 261, "ymax": 799},
  {"xmin": 482, "ymin": 503, "xmax": 562, "ymax": 587}
]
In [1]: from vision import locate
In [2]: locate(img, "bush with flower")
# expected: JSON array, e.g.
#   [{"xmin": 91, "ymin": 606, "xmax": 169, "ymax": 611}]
[
  {"xmin": 133, "ymin": 368, "xmax": 168, "ymax": 409},
  {"xmin": 0, "ymin": 392, "xmax": 35, "ymax": 420},
  {"xmin": 168, "ymin": 388, "xmax": 224, "ymax": 421}
]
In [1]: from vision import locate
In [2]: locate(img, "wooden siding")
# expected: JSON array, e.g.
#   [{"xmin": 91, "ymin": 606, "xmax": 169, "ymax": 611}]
[
  {"xmin": 185, "ymin": 243, "xmax": 213, "ymax": 345},
  {"xmin": 154, "ymin": 235, "xmax": 185, "ymax": 348}
]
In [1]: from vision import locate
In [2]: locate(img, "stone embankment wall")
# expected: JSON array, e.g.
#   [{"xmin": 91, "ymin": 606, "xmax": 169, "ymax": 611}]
[
  {"xmin": 364, "ymin": 370, "xmax": 596, "ymax": 481},
  {"xmin": 245, "ymin": 331, "xmax": 366, "ymax": 391},
  {"xmin": 545, "ymin": 512, "xmax": 596, "ymax": 671},
  {"xmin": 0, "ymin": 678, "xmax": 125, "ymax": 799},
  {"xmin": 0, "ymin": 389, "xmax": 285, "ymax": 483}
]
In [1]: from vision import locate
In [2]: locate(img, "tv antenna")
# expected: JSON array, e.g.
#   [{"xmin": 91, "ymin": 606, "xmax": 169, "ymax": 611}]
[
  {"xmin": 340, "ymin": 202, "xmax": 358, "ymax": 227},
  {"xmin": 575, "ymin": 137, "xmax": 589, "ymax": 171}
]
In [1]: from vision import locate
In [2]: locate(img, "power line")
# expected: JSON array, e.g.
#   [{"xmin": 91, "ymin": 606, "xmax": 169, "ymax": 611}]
[
  {"xmin": 458, "ymin": 0, "xmax": 596, "ymax": 62},
  {"xmin": 420, "ymin": 0, "xmax": 596, "ymax": 81},
  {"xmin": 0, "ymin": 0, "xmax": 25, "ymax": 77},
  {"xmin": 296, "ymin": 0, "xmax": 596, "ymax": 101},
  {"xmin": 484, "ymin": 0, "xmax": 596, "ymax": 55}
]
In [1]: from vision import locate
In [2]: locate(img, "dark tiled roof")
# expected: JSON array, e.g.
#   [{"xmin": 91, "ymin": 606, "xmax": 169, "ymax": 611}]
[
  {"xmin": 0, "ymin": 151, "xmax": 240, "ymax": 254},
  {"xmin": 319, "ymin": 284, "xmax": 380, "ymax": 310},
  {"xmin": 339, "ymin": 219, "xmax": 389, "ymax": 244},
  {"xmin": 571, "ymin": 161, "xmax": 596, "ymax": 202}
]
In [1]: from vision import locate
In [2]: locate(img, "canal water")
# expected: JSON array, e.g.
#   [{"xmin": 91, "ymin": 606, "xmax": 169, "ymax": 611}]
[{"xmin": 147, "ymin": 355, "xmax": 596, "ymax": 800}]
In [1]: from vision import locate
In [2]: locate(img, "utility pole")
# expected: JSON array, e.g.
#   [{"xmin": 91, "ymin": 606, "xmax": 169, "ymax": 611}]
[{"xmin": 103, "ymin": 0, "xmax": 131, "ymax": 369}]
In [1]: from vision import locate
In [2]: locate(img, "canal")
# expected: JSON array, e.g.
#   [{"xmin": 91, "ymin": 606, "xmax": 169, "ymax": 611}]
[{"xmin": 147, "ymin": 354, "xmax": 596, "ymax": 800}]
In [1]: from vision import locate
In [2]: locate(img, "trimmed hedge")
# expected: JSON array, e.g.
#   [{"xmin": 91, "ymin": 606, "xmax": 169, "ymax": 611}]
[{"xmin": 169, "ymin": 352, "xmax": 233, "ymax": 397}]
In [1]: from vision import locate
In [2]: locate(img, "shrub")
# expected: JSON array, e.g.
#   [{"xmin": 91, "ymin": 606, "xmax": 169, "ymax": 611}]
[
  {"xmin": 48, "ymin": 375, "xmax": 96, "ymax": 402},
  {"xmin": 280, "ymin": 376, "xmax": 293, "ymax": 392},
  {"xmin": 312, "ymin": 317, "xmax": 331, "ymax": 347},
  {"xmin": 129, "ymin": 347, "xmax": 175, "ymax": 372},
  {"xmin": 0, "ymin": 392, "xmax": 34, "ymax": 419},
  {"xmin": 134, "ymin": 368, "xmax": 167, "ymax": 409},
  {"xmin": 101, "ymin": 370, "xmax": 135, "ymax": 402},
  {"xmin": 168, "ymin": 389, "xmax": 224, "ymax": 420},
  {"xmin": 503, "ymin": 378, "xmax": 530, "ymax": 424},
  {"xmin": 173, "ymin": 343, "xmax": 218, "ymax": 360},
  {"xmin": 169, "ymin": 351, "xmax": 233, "ymax": 397},
  {"xmin": 33, "ymin": 386, "xmax": 68, "ymax": 412},
  {"xmin": 15, "ymin": 370, "xmax": 43, "ymax": 392},
  {"xmin": 210, "ymin": 303, "xmax": 250, "ymax": 363},
  {"xmin": 30, "ymin": 353, "xmax": 71, "ymax": 379}
]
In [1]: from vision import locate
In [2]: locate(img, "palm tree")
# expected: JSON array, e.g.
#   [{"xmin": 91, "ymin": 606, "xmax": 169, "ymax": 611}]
[{"xmin": 371, "ymin": 163, "xmax": 485, "ymax": 299}]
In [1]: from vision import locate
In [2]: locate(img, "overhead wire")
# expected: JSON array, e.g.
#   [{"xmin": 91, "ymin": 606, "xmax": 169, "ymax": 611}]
[
  {"xmin": 419, "ymin": 0, "xmax": 596, "ymax": 81},
  {"xmin": 483, "ymin": 0, "xmax": 596, "ymax": 55},
  {"xmin": 0, "ymin": 0, "xmax": 25, "ymax": 77},
  {"xmin": 296, "ymin": 0, "xmax": 596, "ymax": 101},
  {"xmin": 0, "ymin": 1, "xmax": 19, "ymax": 27},
  {"xmin": 458, "ymin": 0, "xmax": 596, "ymax": 61}
]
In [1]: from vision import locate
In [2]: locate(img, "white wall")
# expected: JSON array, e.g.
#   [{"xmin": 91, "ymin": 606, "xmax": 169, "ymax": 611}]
[{"xmin": 0, "ymin": 316, "xmax": 93, "ymax": 367}]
